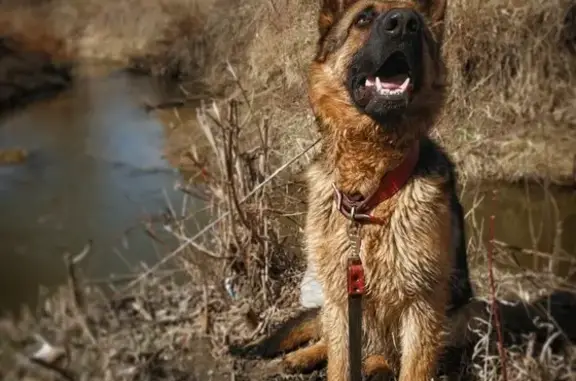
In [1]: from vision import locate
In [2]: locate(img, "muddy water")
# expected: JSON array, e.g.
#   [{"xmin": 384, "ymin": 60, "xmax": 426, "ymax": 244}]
[
  {"xmin": 460, "ymin": 182, "xmax": 576, "ymax": 275},
  {"xmin": 0, "ymin": 70, "xmax": 207, "ymax": 316}
]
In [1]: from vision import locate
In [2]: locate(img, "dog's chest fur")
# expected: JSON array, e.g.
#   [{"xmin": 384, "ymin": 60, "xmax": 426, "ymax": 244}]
[{"xmin": 304, "ymin": 158, "xmax": 452, "ymax": 348}]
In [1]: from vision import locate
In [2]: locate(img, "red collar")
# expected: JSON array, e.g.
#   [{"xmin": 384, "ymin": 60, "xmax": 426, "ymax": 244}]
[{"xmin": 332, "ymin": 142, "xmax": 420, "ymax": 224}]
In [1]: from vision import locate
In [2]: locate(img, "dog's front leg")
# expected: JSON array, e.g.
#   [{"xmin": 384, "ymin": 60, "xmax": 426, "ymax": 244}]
[
  {"xmin": 323, "ymin": 305, "xmax": 349, "ymax": 381},
  {"xmin": 398, "ymin": 297, "xmax": 447, "ymax": 381}
]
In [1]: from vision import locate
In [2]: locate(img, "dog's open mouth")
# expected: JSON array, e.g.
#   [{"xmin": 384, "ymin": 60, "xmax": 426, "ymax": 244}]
[{"xmin": 358, "ymin": 52, "xmax": 413, "ymax": 104}]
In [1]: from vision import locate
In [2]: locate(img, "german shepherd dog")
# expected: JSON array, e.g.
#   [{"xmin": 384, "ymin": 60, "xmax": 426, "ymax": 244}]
[{"xmin": 230, "ymin": 0, "xmax": 478, "ymax": 380}]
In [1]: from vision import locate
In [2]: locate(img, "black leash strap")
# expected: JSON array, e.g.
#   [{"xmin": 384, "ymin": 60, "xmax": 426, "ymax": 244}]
[
  {"xmin": 348, "ymin": 283, "xmax": 363, "ymax": 381},
  {"xmin": 347, "ymin": 221, "xmax": 365, "ymax": 381}
]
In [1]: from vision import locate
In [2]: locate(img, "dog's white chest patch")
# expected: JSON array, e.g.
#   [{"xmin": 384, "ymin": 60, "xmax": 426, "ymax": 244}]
[
  {"xmin": 299, "ymin": 261, "xmax": 325, "ymax": 308},
  {"xmin": 299, "ymin": 239, "xmax": 367, "ymax": 308}
]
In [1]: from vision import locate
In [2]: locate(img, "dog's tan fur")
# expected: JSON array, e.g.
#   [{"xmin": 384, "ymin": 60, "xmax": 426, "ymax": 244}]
[{"xmin": 305, "ymin": 157, "xmax": 452, "ymax": 381}]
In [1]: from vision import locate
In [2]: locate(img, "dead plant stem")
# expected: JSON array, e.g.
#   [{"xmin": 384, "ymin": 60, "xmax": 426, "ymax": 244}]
[
  {"xmin": 64, "ymin": 242, "xmax": 97, "ymax": 345},
  {"xmin": 487, "ymin": 190, "xmax": 508, "ymax": 381},
  {"xmin": 124, "ymin": 137, "xmax": 322, "ymax": 291}
]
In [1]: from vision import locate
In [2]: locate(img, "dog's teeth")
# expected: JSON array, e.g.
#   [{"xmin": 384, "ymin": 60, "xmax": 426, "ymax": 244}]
[
  {"xmin": 403, "ymin": 90, "xmax": 410, "ymax": 102},
  {"xmin": 366, "ymin": 78, "xmax": 375, "ymax": 87},
  {"xmin": 375, "ymin": 77, "xmax": 382, "ymax": 90},
  {"xmin": 399, "ymin": 77, "xmax": 411, "ymax": 91}
]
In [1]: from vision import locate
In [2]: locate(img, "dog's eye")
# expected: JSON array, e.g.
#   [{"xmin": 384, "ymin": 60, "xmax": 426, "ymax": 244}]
[{"xmin": 355, "ymin": 7, "xmax": 378, "ymax": 28}]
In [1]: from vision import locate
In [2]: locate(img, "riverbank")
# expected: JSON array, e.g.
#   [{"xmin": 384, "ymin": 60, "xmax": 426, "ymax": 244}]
[
  {"xmin": 0, "ymin": 0, "xmax": 209, "ymax": 112},
  {"xmin": 0, "ymin": 24, "xmax": 71, "ymax": 111}
]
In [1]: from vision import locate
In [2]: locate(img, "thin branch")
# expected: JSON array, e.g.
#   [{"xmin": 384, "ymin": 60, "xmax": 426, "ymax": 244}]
[
  {"xmin": 27, "ymin": 357, "xmax": 76, "ymax": 381},
  {"xmin": 124, "ymin": 137, "xmax": 322, "ymax": 290},
  {"xmin": 64, "ymin": 241, "xmax": 97, "ymax": 345},
  {"xmin": 493, "ymin": 239, "xmax": 576, "ymax": 264},
  {"xmin": 487, "ymin": 190, "xmax": 508, "ymax": 381}
]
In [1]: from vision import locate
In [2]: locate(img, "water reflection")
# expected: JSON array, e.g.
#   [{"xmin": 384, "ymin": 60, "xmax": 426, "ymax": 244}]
[
  {"xmin": 0, "ymin": 70, "xmax": 206, "ymax": 315},
  {"xmin": 460, "ymin": 182, "xmax": 576, "ymax": 274}
]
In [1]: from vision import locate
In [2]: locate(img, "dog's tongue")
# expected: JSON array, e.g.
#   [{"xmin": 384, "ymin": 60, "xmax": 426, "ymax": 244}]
[{"xmin": 379, "ymin": 74, "xmax": 410, "ymax": 89}]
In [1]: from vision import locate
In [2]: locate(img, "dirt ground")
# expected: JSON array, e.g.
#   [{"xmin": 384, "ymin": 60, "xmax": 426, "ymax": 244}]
[{"xmin": 2, "ymin": 258, "xmax": 576, "ymax": 381}]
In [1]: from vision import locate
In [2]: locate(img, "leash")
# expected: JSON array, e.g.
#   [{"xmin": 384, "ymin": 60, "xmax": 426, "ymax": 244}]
[{"xmin": 347, "ymin": 210, "xmax": 365, "ymax": 381}]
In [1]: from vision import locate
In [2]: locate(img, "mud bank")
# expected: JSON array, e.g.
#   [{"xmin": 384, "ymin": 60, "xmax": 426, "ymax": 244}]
[{"xmin": 0, "ymin": 36, "xmax": 72, "ymax": 111}]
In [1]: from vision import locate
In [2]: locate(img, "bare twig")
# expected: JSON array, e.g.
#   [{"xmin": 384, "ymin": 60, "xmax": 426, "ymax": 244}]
[
  {"xmin": 226, "ymin": 61, "xmax": 252, "ymax": 112},
  {"xmin": 27, "ymin": 357, "xmax": 76, "ymax": 381},
  {"xmin": 493, "ymin": 240, "xmax": 576, "ymax": 265},
  {"xmin": 487, "ymin": 190, "xmax": 508, "ymax": 381},
  {"xmin": 64, "ymin": 241, "xmax": 97, "ymax": 345},
  {"xmin": 202, "ymin": 284, "xmax": 211, "ymax": 335},
  {"xmin": 124, "ymin": 137, "xmax": 321, "ymax": 290}
]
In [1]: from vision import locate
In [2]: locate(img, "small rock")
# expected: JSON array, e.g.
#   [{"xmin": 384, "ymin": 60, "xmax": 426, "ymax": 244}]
[
  {"xmin": 29, "ymin": 334, "xmax": 66, "ymax": 366},
  {"xmin": 0, "ymin": 148, "xmax": 28, "ymax": 165}
]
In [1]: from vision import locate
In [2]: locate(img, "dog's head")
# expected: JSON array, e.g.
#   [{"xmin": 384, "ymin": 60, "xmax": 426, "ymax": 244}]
[{"xmin": 309, "ymin": 0, "xmax": 448, "ymax": 141}]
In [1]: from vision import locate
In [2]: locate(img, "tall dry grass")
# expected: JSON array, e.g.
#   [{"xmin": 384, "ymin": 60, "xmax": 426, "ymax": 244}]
[
  {"xmin": 148, "ymin": 75, "xmax": 320, "ymax": 327},
  {"xmin": 177, "ymin": 0, "xmax": 576, "ymax": 185},
  {"xmin": 438, "ymin": 0, "xmax": 576, "ymax": 185},
  {"xmin": 0, "ymin": 0, "xmax": 212, "ymax": 74}
]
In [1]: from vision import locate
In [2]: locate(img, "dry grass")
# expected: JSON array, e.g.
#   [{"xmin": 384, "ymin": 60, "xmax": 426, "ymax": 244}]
[
  {"xmin": 0, "ymin": 0, "xmax": 212, "ymax": 77},
  {"xmin": 175, "ymin": 0, "xmax": 576, "ymax": 185},
  {"xmin": 437, "ymin": 0, "xmax": 576, "ymax": 185}
]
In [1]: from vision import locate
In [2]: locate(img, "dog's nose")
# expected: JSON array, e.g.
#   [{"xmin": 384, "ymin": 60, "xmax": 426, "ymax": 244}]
[{"xmin": 381, "ymin": 8, "xmax": 421, "ymax": 38}]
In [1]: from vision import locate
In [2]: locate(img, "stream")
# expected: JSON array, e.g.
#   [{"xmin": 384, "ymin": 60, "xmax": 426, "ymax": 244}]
[{"xmin": 0, "ymin": 69, "xmax": 207, "ymax": 315}]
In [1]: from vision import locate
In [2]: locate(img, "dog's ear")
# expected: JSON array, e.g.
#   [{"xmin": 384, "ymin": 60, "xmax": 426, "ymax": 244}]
[
  {"xmin": 318, "ymin": 0, "xmax": 360, "ymax": 37},
  {"xmin": 414, "ymin": 0, "xmax": 447, "ymax": 23},
  {"xmin": 414, "ymin": 0, "xmax": 447, "ymax": 39}
]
